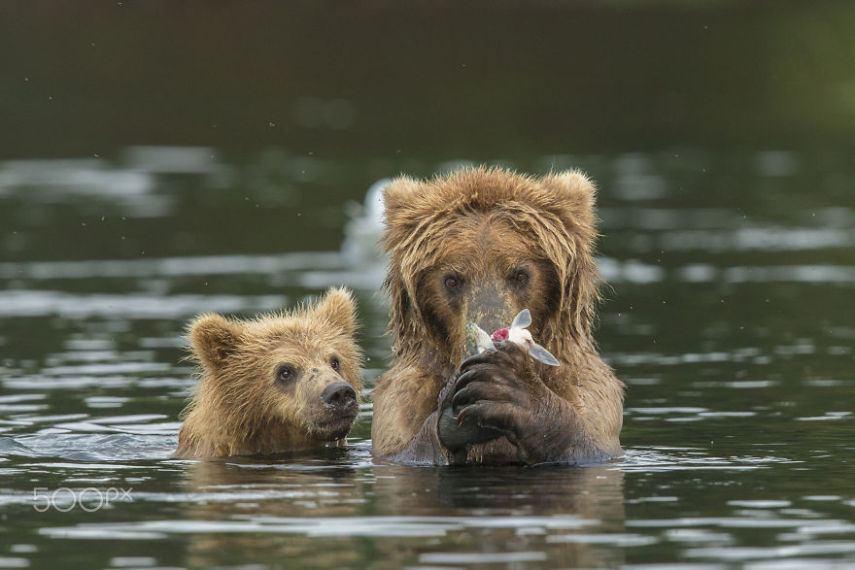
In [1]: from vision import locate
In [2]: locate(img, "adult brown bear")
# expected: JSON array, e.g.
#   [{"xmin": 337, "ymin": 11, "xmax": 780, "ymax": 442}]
[{"xmin": 371, "ymin": 167, "xmax": 624, "ymax": 465}]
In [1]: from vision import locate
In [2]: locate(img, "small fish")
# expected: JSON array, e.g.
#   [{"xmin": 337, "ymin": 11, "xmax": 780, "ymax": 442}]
[{"xmin": 467, "ymin": 309, "xmax": 560, "ymax": 366}]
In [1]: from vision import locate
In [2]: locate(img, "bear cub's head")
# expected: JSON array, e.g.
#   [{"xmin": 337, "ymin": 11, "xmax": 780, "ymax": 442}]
[{"xmin": 178, "ymin": 287, "xmax": 363, "ymax": 457}]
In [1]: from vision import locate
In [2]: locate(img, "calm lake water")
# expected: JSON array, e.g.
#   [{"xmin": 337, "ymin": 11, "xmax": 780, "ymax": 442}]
[{"xmin": 2, "ymin": 2, "xmax": 854, "ymax": 569}]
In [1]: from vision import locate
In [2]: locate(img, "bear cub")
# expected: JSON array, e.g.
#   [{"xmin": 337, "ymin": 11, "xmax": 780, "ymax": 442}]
[{"xmin": 175, "ymin": 287, "xmax": 363, "ymax": 458}]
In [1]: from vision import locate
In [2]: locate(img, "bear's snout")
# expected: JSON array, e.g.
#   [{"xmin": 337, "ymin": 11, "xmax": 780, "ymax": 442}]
[{"xmin": 321, "ymin": 382, "xmax": 357, "ymax": 410}]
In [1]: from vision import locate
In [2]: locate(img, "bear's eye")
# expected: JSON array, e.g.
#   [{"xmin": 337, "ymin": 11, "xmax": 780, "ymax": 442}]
[
  {"xmin": 276, "ymin": 364, "xmax": 296, "ymax": 384},
  {"xmin": 511, "ymin": 268, "xmax": 530, "ymax": 286},
  {"xmin": 443, "ymin": 273, "xmax": 463, "ymax": 291},
  {"xmin": 330, "ymin": 356, "xmax": 341, "ymax": 372}
]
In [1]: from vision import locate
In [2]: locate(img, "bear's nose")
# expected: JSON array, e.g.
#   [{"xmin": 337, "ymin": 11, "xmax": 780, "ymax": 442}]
[
  {"xmin": 312, "ymin": 368, "xmax": 319, "ymax": 373},
  {"xmin": 321, "ymin": 382, "xmax": 356, "ymax": 408}
]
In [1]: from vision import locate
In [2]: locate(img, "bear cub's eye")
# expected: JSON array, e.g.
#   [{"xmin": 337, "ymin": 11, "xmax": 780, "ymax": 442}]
[
  {"xmin": 276, "ymin": 364, "xmax": 296, "ymax": 384},
  {"xmin": 443, "ymin": 273, "xmax": 463, "ymax": 291},
  {"xmin": 330, "ymin": 356, "xmax": 341, "ymax": 372}
]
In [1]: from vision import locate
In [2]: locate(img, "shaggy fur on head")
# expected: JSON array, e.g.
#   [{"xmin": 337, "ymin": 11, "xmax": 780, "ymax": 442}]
[
  {"xmin": 383, "ymin": 166, "xmax": 600, "ymax": 361},
  {"xmin": 175, "ymin": 287, "xmax": 363, "ymax": 458}
]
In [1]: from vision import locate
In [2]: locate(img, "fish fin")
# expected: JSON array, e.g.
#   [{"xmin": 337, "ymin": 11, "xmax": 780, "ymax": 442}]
[
  {"xmin": 528, "ymin": 343, "xmax": 560, "ymax": 366},
  {"xmin": 511, "ymin": 308, "xmax": 532, "ymax": 329}
]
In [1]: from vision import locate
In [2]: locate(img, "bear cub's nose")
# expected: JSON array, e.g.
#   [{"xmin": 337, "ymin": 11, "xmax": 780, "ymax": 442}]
[{"xmin": 321, "ymin": 382, "xmax": 357, "ymax": 409}]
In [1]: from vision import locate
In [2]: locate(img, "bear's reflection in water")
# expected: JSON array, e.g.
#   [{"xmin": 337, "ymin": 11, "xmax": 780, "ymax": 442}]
[{"xmin": 180, "ymin": 450, "xmax": 625, "ymax": 568}]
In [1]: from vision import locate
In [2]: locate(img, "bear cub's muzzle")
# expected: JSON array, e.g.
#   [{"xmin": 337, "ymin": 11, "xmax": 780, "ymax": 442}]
[
  {"xmin": 310, "ymin": 379, "xmax": 359, "ymax": 441},
  {"xmin": 321, "ymin": 382, "xmax": 357, "ymax": 410}
]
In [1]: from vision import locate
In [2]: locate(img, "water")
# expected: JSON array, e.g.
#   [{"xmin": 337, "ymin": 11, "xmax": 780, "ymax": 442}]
[
  {"xmin": 2, "ymin": 146, "xmax": 852, "ymax": 568},
  {"xmin": 2, "ymin": 3, "xmax": 855, "ymax": 568}
]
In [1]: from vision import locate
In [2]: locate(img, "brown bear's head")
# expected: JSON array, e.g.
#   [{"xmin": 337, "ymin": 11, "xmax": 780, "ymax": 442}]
[
  {"xmin": 188, "ymin": 287, "xmax": 363, "ymax": 444},
  {"xmin": 382, "ymin": 167, "xmax": 600, "ymax": 369}
]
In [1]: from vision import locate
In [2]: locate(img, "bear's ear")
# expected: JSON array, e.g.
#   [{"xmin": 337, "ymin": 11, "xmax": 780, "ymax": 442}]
[
  {"xmin": 313, "ymin": 287, "xmax": 357, "ymax": 335},
  {"xmin": 188, "ymin": 313, "xmax": 242, "ymax": 370},
  {"xmin": 539, "ymin": 170, "xmax": 600, "ymax": 338},
  {"xmin": 382, "ymin": 176, "xmax": 423, "ymax": 234},
  {"xmin": 539, "ymin": 170, "xmax": 597, "ymax": 229}
]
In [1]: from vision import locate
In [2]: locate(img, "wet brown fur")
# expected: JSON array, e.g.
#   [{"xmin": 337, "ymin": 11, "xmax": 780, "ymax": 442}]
[
  {"xmin": 175, "ymin": 287, "xmax": 363, "ymax": 458},
  {"xmin": 371, "ymin": 166, "xmax": 624, "ymax": 463}
]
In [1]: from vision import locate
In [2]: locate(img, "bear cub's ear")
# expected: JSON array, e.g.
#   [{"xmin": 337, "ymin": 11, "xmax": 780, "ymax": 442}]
[
  {"xmin": 189, "ymin": 313, "xmax": 242, "ymax": 370},
  {"xmin": 313, "ymin": 287, "xmax": 357, "ymax": 336}
]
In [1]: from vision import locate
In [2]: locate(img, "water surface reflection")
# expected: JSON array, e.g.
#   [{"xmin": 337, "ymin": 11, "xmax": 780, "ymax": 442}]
[{"xmin": 1, "ymin": 146, "xmax": 854, "ymax": 568}]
